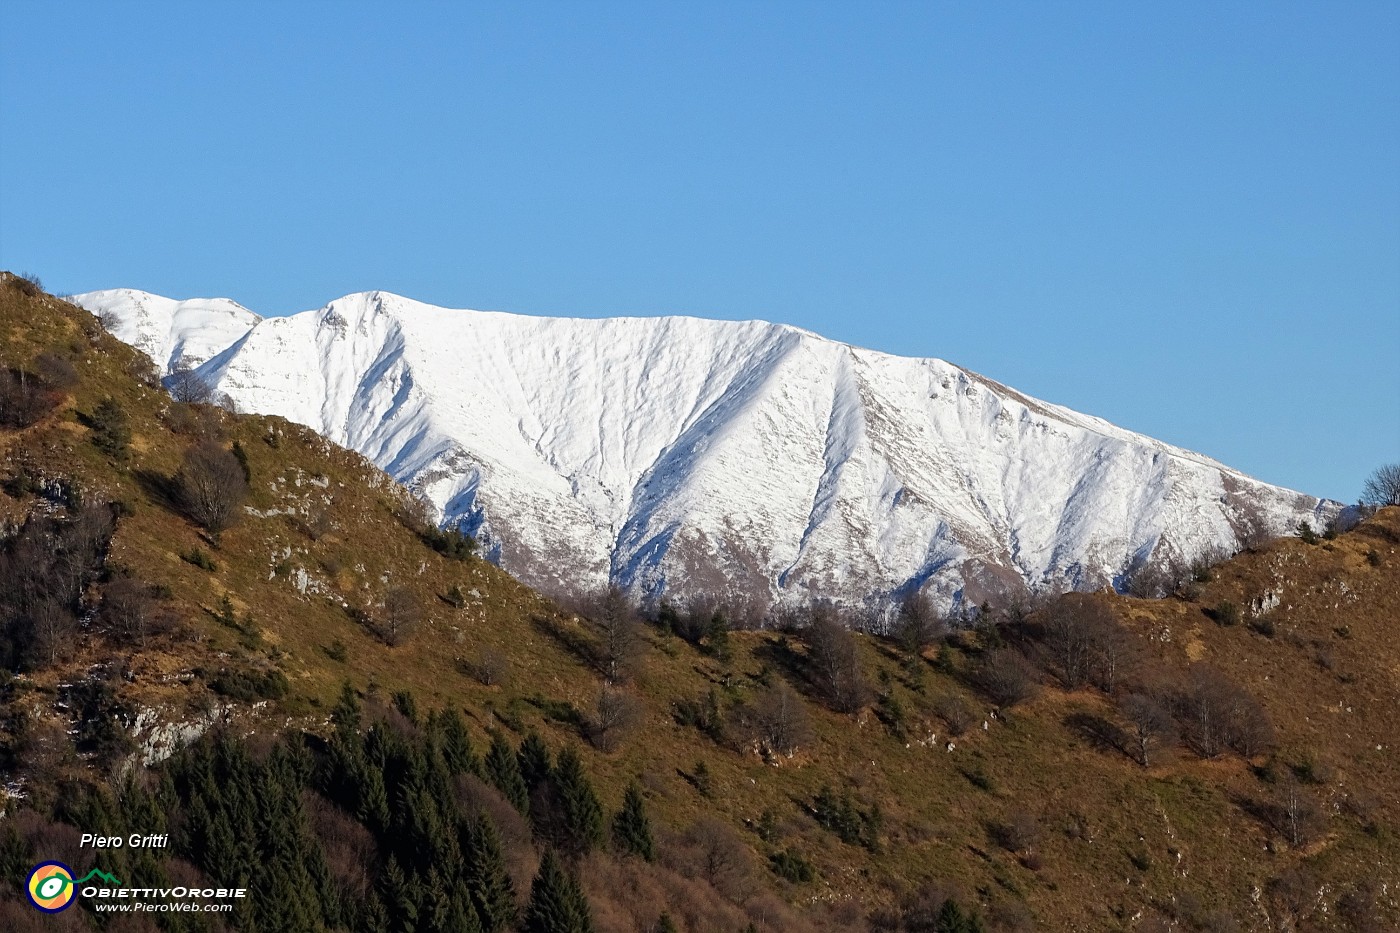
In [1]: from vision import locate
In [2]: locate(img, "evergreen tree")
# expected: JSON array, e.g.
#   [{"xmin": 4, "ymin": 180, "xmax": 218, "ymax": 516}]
[
  {"xmin": 523, "ymin": 850, "xmax": 593, "ymax": 933},
  {"xmin": 552, "ymin": 746, "xmax": 603, "ymax": 856},
  {"xmin": 704, "ymin": 611, "xmax": 732, "ymax": 661},
  {"xmin": 460, "ymin": 815, "xmax": 516, "ymax": 932},
  {"xmin": 89, "ymin": 397, "xmax": 131, "ymax": 458},
  {"xmin": 656, "ymin": 914, "xmax": 678, "ymax": 933},
  {"xmin": 447, "ymin": 891, "xmax": 485, "ymax": 933},
  {"xmin": 611, "ymin": 782, "xmax": 654, "ymax": 861},
  {"xmin": 332, "ymin": 680, "xmax": 363, "ymax": 734},
  {"xmin": 935, "ymin": 899, "xmax": 986, "ymax": 933},
  {"xmin": 380, "ymin": 855, "xmax": 420, "ymax": 933},
  {"xmin": 360, "ymin": 892, "xmax": 391, "ymax": 933},
  {"xmin": 438, "ymin": 707, "xmax": 480, "ymax": 776},
  {"xmin": 393, "ymin": 689, "xmax": 419, "ymax": 724},
  {"xmin": 518, "ymin": 730, "xmax": 553, "ymax": 791},
  {"xmin": 484, "ymin": 732, "xmax": 530, "ymax": 814}
]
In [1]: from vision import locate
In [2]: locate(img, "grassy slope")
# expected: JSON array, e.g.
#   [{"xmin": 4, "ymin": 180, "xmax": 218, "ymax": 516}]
[{"xmin": 2, "ymin": 274, "xmax": 1396, "ymax": 930}]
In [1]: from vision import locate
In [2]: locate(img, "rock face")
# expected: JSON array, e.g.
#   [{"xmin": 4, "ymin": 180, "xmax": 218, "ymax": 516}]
[{"xmin": 74, "ymin": 288, "xmax": 1337, "ymax": 610}]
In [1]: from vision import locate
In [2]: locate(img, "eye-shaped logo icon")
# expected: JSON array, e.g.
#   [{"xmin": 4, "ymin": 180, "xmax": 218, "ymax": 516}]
[{"xmin": 27, "ymin": 861, "xmax": 77, "ymax": 912}]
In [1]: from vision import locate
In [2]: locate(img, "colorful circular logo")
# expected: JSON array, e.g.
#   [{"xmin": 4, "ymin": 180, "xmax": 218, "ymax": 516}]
[{"xmin": 26, "ymin": 861, "xmax": 77, "ymax": 912}]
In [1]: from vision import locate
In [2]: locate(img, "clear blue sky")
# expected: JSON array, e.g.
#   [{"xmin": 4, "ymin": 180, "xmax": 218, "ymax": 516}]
[{"xmin": 2, "ymin": 2, "xmax": 1396, "ymax": 503}]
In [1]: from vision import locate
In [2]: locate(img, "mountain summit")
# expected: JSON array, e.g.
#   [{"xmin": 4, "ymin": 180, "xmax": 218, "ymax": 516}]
[{"xmin": 73, "ymin": 288, "xmax": 1335, "ymax": 609}]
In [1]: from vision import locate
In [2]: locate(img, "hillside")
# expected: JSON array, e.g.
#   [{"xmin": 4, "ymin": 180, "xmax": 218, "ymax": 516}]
[
  {"xmin": 71, "ymin": 288, "xmax": 1336, "ymax": 612},
  {"xmin": 2, "ymin": 273, "xmax": 1396, "ymax": 932}
]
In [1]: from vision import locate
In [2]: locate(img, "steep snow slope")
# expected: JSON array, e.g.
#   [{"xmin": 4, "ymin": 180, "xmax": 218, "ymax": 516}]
[
  {"xmin": 73, "ymin": 288, "xmax": 1336, "ymax": 609},
  {"xmin": 77, "ymin": 288, "xmax": 261, "ymax": 371}
]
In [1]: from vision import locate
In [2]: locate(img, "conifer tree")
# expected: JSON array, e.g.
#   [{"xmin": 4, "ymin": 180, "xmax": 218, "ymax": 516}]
[
  {"xmin": 447, "ymin": 891, "xmax": 485, "ymax": 933},
  {"xmin": 484, "ymin": 732, "xmax": 530, "ymax": 814},
  {"xmin": 380, "ymin": 855, "xmax": 420, "ymax": 933},
  {"xmin": 438, "ymin": 707, "xmax": 480, "ymax": 776},
  {"xmin": 460, "ymin": 814, "xmax": 516, "ymax": 932},
  {"xmin": 89, "ymin": 397, "xmax": 131, "ymax": 458},
  {"xmin": 332, "ymin": 680, "xmax": 363, "ymax": 734},
  {"xmin": 611, "ymin": 781, "xmax": 654, "ymax": 862},
  {"xmin": 360, "ymin": 892, "xmax": 391, "ymax": 933},
  {"xmin": 523, "ymin": 850, "xmax": 593, "ymax": 933},
  {"xmin": 935, "ymin": 899, "xmax": 986, "ymax": 933},
  {"xmin": 552, "ymin": 746, "xmax": 603, "ymax": 856},
  {"xmin": 518, "ymin": 730, "xmax": 553, "ymax": 792}
]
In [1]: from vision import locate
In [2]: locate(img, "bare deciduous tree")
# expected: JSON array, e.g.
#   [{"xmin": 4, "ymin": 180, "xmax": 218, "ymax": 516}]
[
  {"xmin": 934, "ymin": 693, "xmax": 975, "ymax": 737},
  {"xmin": 1176, "ymin": 663, "xmax": 1274, "ymax": 760},
  {"xmin": 590, "ymin": 585, "xmax": 642, "ymax": 683},
  {"xmin": 749, "ymin": 681, "xmax": 812, "ymax": 758},
  {"xmin": 895, "ymin": 590, "xmax": 945, "ymax": 660},
  {"xmin": 1274, "ymin": 774, "xmax": 1323, "ymax": 848},
  {"xmin": 380, "ymin": 586, "xmax": 423, "ymax": 646},
  {"xmin": 804, "ymin": 603, "xmax": 870, "ymax": 714},
  {"xmin": 175, "ymin": 441, "xmax": 249, "ymax": 539},
  {"xmin": 681, "ymin": 817, "xmax": 755, "ymax": 900},
  {"xmin": 974, "ymin": 648, "xmax": 1038, "ymax": 708},
  {"xmin": 1088, "ymin": 614, "xmax": 1138, "ymax": 695},
  {"xmin": 103, "ymin": 577, "xmax": 170, "ymax": 648},
  {"xmin": 470, "ymin": 647, "xmax": 509, "ymax": 686},
  {"xmin": 168, "ymin": 359, "xmax": 215, "ymax": 404},
  {"xmin": 1118, "ymin": 692, "xmax": 1175, "ymax": 767},
  {"xmin": 588, "ymin": 687, "xmax": 642, "ymax": 752},
  {"xmin": 29, "ymin": 598, "xmax": 77, "ymax": 668},
  {"xmin": 1042, "ymin": 597, "xmax": 1135, "ymax": 692},
  {"xmin": 1361, "ymin": 463, "xmax": 1400, "ymax": 509},
  {"xmin": 0, "ymin": 367, "xmax": 60, "ymax": 428}
]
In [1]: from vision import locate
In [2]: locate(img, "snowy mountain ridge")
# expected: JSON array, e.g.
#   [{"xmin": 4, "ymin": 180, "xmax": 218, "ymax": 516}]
[{"xmin": 73, "ymin": 287, "xmax": 1336, "ymax": 611}]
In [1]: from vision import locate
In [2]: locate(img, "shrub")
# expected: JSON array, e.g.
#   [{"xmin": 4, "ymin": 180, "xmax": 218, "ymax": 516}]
[
  {"xmin": 181, "ymin": 547, "xmax": 217, "ymax": 571},
  {"xmin": 3, "ymin": 466, "xmax": 38, "ymax": 498},
  {"xmin": 422, "ymin": 524, "xmax": 477, "ymax": 560},
  {"xmin": 674, "ymin": 689, "xmax": 725, "ymax": 742},
  {"xmin": 10, "ymin": 272, "xmax": 43, "ymax": 297},
  {"xmin": 1296, "ymin": 521, "xmax": 1318, "ymax": 545},
  {"xmin": 33, "ymin": 352, "xmax": 77, "ymax": 390},
  {"xmin": 209, "ymin": 667, "xmax": 289, "ymax": 701},
  {"xmin": 1210, "ymin": 600, "xmax": 1241, "ymax": 627},
  {"xmin": 231, "ymin": 440, "xmax": 252, "ymax": 482},
  {"xmin": 769, "ymin": 848, "xmax": 815, "ymax": 883}
]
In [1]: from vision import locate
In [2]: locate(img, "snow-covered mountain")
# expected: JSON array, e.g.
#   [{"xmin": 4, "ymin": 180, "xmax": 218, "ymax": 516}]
[{"xmin": 73, "ymin": 287, "xmax": 1336, "ymax": 611}]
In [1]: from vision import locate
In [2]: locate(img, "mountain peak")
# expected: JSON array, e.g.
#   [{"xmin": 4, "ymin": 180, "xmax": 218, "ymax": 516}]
[{"xmin": 72, "ymin": 287, "xmax": 1336, "ymax": 609}]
